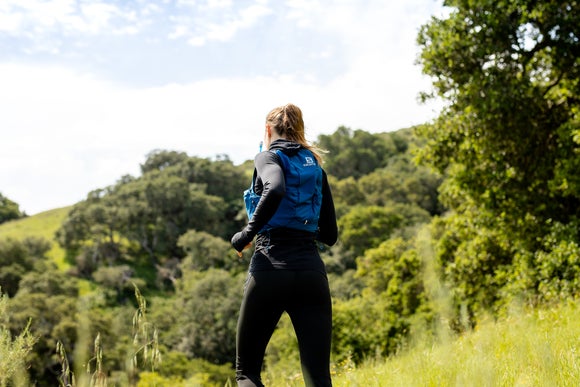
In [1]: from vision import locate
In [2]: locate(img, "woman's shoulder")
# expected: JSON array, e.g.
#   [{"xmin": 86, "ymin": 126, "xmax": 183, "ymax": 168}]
[{"xmin": 254, "ymin": 149, "xmax": 283, "ymax": 169}]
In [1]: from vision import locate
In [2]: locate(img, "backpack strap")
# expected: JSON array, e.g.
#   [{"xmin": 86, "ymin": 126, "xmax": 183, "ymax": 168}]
[{"xmin": 273, "ymin": 149, "xmax": 290, "ymax": 173}]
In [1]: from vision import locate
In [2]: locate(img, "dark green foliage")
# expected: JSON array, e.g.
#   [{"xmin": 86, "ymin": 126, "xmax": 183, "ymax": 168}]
[
  {"xmin": 317, "ymin": 126, "xmax": 398, "ymax": 179},
  {"xmin": 328, "ymin": 236, "xmax": 431, "ymax": 364},
  {"xmin": 416, "ymin": 0, "xmax": 580, "ymax": 321},
  {"xmin": 430, "ymin": 212, "xmax": 514, "ymax": 319},
  {"xmin": 0, "ymin": 193, "xmax": 25, "ymax": 224},
  {"xmin": 152, "ymin": 269, "xmax": 243, "ymax": 365},
  {"xmin": 327, "ymin": 270, "xmax": 364, "ymax": 300},
  {"xmin": 339, "ymin": 205, "xmax": 404, "ymax": 258},
  {"xmin": 140, "ymin": 149, "xmax": 190, "ymax": 174},
  {"xmin": 360, "ymin": 154, "xmax": 445, "ymax": 216},
  {"xmin": 142, "ymin": 150, "xmax": 246, "ymax": 205},
  {"xmin": 56, "ymin": 152, "xmax": 248, "ymax": 290},
  {"xmin": 338, "ymin": 204, "xmax": 431, "ymax": 260},
  {"xmin": 509, "ymin": 218, "xmax": 580, "ymax": 304},
  {"xmin": 417, "ymin": 0, "xmax": 580, "ymax": 223},
  {"xmin": 331, "ymin": 296, "xmax": 409, "ymax": 364},
  {"xmin": 357, "ymin": 238, "xmax": 426, "ymax": 317},
  {"xmin": 7, "ymin": 267, "xmax": 80, "ymax": 385},
  {"xmin": 0, "ymin": 237, "xmax": 51, "ymax": 297},
  {"xmin": 92, "ymin": 265, "xmax": 147, "ymax": 304},
  {"xmin": 178, "ymin": 229, "xmax": 246, "ymax": 273}
]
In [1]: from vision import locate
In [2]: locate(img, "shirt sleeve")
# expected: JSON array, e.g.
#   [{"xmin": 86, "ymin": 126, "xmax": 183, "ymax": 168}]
[
  {"xmin": 316, "ymin": 169, "xmax": 338, "ymax": 246},
  {"xmin": 243, "ymin": 151, "xmax": 286, "ymax": 238}
]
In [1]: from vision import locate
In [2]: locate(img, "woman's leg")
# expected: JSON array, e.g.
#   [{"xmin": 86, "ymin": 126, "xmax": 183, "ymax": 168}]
[
  {"xmin": 236, "ymin": 272, "xmax": 286, "ymax": 387},
  {"xmin": 287, "ymin": 271, "xmax": 333, "ymax": 387}
]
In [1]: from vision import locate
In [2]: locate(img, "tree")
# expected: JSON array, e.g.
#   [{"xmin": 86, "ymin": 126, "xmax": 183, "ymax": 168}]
[
  {"xmin": 140, "ymin": 149, "xmax": 189, "ymax": 174},
  {"xmin": 317, "ymin": 126, "xmax": 398, "ymax": 179},
  {"xmin": 331, "ymin": 295, "xmax": 408, "ymax": 364},
  {"xmin": 8, "ymin": 267, "xmax": 80, "ymax": 384},
  {"xmin": 0, "ymin": 237, "xmax": 51, "ymax": 297},
  {"xmin": 417, "ymin": 0, "xmax": 579, "ymax": 228},
  {"xmin": 359, "ymin": 154, "xmax": 445, "ymax": 216},
  {"xmin": 356, "ymin": 237, "xmax": 426, "ymax": 317},
  {"xmin": 416, "ymin": 0, "xmax": 580, "ymax": 314},
  {"xmin": 8, "ymin": 266, "xmax": 123, "ymax": 386},
  {"xmin": 0, "ymin": 288, "xmax": 36, "ymax": 387},
  {"xmin": 328, "ymin": 176, "xmax": 365, "ymax": 215},
  {"xmin": 57, "ymin": 152, "xmax": 248, "ymax": 288},
  {"xmin": 92, "ymin": 265, "xmax": 146, "ymax": 303},
  {"xmin": 0, "ymin": 193, "xmax": 24, "ymax": 224},
  {"xmin": 327, "ymin": 236, "xmax": 431, "ymax": 364},
  {"xmin": 338, "ymin": 204, "xmax": 431, "ymax": 261},
  {"xmin": 152, "ymin": 269, "xmax": 243, "ymax": 365},
  {"xmin": 177, "ymin": 230, "xmax": 245, "ymax": 272}
]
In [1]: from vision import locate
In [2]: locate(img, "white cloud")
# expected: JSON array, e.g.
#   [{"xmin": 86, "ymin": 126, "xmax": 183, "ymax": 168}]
[
  {"xmin": 203, "ymin": 3, "xmax": 271, "ymax": 42},
  {"xmin": 0, "ymin": 0, "xmax": 447, "ymax": 215},
  {"xmin": 0, "ymin": 0, "xmax": 147, "ymax": 39},
  {"xmin": 169, "ymin": 25, "xmax": 188, "ymax": 40},
  {"xmin": 0, "ymin": 0, "xmax": 80, "ymax": 34},
  {"xmin": 205, "ymin": 0, "xmax": 233, "ymax": 9},
  {"xmin": 0, "ymin": 8, "xmax": 24, "ymax": 33},
  {"xmin": 168, "ymin": 0, "xmax": 274, "ymax": 46},
  {"xmin": 78, "ymin": 2, "xmax": 127, "ymax": 35}
]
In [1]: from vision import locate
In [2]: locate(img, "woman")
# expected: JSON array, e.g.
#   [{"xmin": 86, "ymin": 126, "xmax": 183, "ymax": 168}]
[{"xmin": 231, "ymin": 103, "xmax": 338, "ymax": 387}]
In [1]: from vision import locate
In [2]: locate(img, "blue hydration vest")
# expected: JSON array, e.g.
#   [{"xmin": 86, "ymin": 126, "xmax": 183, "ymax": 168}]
[{"xmin": 244, "ymin": 148, "xmax": 322, "ymax": 233}]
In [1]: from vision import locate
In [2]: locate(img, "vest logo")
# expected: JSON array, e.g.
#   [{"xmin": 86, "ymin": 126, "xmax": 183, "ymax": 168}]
[{"xmin": 303, "ymin": 156, "xmax": 315, "ymax": 166}]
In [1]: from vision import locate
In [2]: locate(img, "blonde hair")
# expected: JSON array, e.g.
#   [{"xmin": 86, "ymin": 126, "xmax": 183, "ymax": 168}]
[{"xmin": 266, "ymin": 103, "xmax": 326, "ymax": 164}]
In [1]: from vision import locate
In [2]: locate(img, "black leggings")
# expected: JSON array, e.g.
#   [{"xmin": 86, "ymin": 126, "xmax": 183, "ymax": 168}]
[{"xmin": 236, "ymin": 270, "xmax": 333, "ymax": 387}]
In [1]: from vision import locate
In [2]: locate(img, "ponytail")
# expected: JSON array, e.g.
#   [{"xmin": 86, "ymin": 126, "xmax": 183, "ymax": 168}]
[{"xmin": 265, "ymin": 103, "xmax": 326, "ymax": 164}]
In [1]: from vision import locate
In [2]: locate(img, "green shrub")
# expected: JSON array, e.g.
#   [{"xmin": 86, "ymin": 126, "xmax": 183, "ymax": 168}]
[{"xmin": 0, "ymin": 288, "xmax": 37, "ymax": 387}]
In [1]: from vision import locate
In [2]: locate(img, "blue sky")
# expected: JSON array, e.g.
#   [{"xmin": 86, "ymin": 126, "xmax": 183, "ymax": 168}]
[{"xmin": 0, "ymin": 0, "xmax": 446, "ymax": 215}]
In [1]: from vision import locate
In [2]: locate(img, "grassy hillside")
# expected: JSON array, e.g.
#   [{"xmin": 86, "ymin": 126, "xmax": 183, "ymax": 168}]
[
  {"xmin": 264, "ymin": 301, "xmax": 580, "ymax": 386},
  {"xmin": 0, "ymin": 206, "xmax": 71, "ymax": 268}
]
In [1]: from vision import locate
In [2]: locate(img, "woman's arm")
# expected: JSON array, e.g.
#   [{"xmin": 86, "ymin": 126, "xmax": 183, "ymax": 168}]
[
  {"xmin": 316, "ymin": 170, "xmax": 338, "ymax": 246},
  {"xmin": 231, "ymin": 151, "xmax": 285, "ymax": 251}
]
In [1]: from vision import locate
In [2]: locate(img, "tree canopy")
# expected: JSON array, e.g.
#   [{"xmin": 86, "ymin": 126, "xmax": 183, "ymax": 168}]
[
  {"xmin": 0, "ymin": 193, "xmax": 25, "ymax": 224},
  {"xmin": 416, "ymin": 0, "xmax": 580, "ymax": 317}
]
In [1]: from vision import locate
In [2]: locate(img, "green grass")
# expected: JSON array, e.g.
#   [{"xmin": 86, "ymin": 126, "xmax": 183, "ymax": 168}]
[
  {"xmin": 267, "ymin": 300, "xmax": 580, "ymax": 387},
  {"xmin": 0, "ymin": 206, "xmax": 71, "ymax": 268}
]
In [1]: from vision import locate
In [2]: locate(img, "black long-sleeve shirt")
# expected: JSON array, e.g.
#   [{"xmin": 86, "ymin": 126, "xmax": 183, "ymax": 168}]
[{"xmin": 233, "ymin": 139, "xmax": 338, "ymax": 273}]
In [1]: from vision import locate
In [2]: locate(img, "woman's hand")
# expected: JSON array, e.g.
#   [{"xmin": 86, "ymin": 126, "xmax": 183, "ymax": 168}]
[
  {"xmin": 231, "ymin": 229, "xmax": 252, "ymax": 257},
  {"xmin": 236, "ymin": 242, "xmax": 253, "ymax": 258}
]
